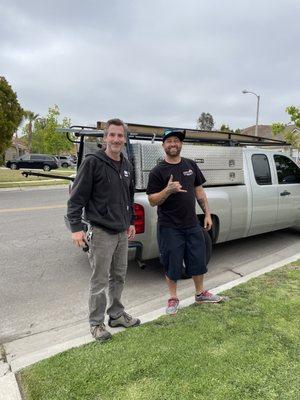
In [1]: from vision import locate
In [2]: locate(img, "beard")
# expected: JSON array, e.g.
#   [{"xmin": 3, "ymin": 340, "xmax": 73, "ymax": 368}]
[{"xmin": 164, "ymin": 146, "xmax": 181, "ymax": 157}]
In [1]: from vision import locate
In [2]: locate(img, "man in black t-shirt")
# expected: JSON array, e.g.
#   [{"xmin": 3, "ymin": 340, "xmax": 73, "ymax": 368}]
[{"xmin": 147, "ymin": 129, "xmax": 223, "ymax": 315}]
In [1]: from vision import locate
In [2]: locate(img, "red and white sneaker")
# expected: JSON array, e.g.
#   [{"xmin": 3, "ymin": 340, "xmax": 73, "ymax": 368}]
[
  {"xmin": 166, "ymin": 298, "xmax": 179, "ymax": 315},
  {"xmin": 195, "ymin": 290, "xmax": 223, "ymax": 304}
]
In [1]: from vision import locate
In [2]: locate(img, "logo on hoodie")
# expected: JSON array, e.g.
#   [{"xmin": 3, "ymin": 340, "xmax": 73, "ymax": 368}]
[{"xmin": 124, "ymin": 170, "xmax": 130, "ymax": 177}]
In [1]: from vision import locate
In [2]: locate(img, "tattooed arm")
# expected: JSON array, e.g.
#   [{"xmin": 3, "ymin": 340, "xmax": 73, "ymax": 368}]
[{"xmin": 195, "ymin": 186, "xmax": 213, "ymax": 230}]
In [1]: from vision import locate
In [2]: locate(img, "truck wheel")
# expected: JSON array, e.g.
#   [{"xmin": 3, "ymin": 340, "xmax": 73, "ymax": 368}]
[
  {"xmin": 10, "ymin": 163, "xmax": 18, "ymax": 170},
  {"xmin": 62, "ymin": 162, "xmax": 69, "ymax": 168},
  {"xmin": 43, "ymin": 164, "xmax": 51, "ymax": 171},
  {"xmin": 180, "ymin": 228, "xmax": 212, "ymax": 280}
]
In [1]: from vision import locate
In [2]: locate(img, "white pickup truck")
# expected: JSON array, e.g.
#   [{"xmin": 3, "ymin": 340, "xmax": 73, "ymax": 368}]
[
  {"xmin": 22, "ymin": 124, "xmax": 300, "ymax": 268},
  {"xmin": 132, "ymin": 146, "xmax": 300, "ymax": 262}
]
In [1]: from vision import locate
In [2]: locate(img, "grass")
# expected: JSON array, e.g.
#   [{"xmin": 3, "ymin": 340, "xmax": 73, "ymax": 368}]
[
  {"xmin": 19, "ymin": 262, "xmax": 300, "ymax": 400},
  {"xmin": 0, "ymin": 168, "xmax": 74, "ymax": 187}
]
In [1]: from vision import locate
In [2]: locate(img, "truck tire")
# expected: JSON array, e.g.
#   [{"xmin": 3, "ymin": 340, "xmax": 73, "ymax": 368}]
[
  {"xmin": 10, "ymin": 163, "xmax": 18, "ymax": 170},
  {"xmin": 43, "ymin": 164, "xmax": 51, "ymax": 171},
  {"xmin": 62, "ymin": 162, "xmax": 69, "ymax": 168},
  {"xmin": 181, "ymin": 227, "xmax": 212, "ymax": 279}
]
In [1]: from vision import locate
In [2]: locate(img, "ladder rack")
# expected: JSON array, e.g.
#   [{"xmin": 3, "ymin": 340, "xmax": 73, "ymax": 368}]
[
  {"xmin": 96, "ymin": 121, "xmax": 289, "ymax": 147},
  {"xmin": 57, "ymin": 122, "xmax": 290, "ymax": 148},
  {"xmin": 56, "ymin": 123, "xmax": 290, "ymax": 170}
]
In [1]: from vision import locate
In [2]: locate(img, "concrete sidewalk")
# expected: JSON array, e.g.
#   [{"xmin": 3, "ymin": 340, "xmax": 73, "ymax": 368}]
[{"xmin": 0, "ymin": 253, "xmax": 299, "ymax": 399}]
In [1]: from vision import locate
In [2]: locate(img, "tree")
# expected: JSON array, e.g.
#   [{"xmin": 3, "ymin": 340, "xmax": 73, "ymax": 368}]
[
  {"xmin": 0, "ymin": 77, "xmax": 23, "ymax": 162},
  {"xmin": 22, "ymin": 105, "xmax": 73, "ymax": 154},
  {"xmin": 220, "ymin": 124, "xmax": 233, "ymax": 132},
  {"xmin": 219, "ymin": 124, "xmax": 241, "ymax": 134},
  {"xmin": 272, "ymin": 106, "xmax": 300, "ymax": 150},
  {"xmin": 23, "ymin": 110, "xmax": 39, "ymax": 152},
  {"xmin": 196, "ymin": 112, "xmax": 214, "ymax": 131}
]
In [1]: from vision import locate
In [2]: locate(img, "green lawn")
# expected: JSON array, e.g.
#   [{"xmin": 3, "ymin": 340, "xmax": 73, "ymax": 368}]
[
  {"xmin": 19, "ymin": 262, "xmax": 300, "ymax": 400},
  {"xmin": 0, "ymin": 168, "xmax": 74, "ymax": 187}
]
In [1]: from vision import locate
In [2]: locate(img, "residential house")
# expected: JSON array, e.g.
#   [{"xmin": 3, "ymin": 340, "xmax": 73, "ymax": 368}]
[{"xmin": 5, "ymin": 135, "xmax": 28, "ymax": 162}]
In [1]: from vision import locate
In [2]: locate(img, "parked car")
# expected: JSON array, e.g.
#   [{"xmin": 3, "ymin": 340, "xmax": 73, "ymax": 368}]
[
  {"xmin": 55, "ymin": 155, "xmax": 76, "ymax": 168},
  {"xmin": 6, "ymin": 154, "xmax": 59, "ymax": 171}
]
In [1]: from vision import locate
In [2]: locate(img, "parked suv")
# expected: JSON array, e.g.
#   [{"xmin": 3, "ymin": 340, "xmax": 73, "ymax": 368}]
[
  {"xmin": 6, "ymin": 154, "xmax": 59, "ymax": 171},
  {"xmin": 55, "ymin": 155, "xmax": 76, "ymax": 168}
]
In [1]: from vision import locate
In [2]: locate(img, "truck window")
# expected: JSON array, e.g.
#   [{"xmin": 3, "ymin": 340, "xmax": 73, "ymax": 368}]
[
  {"xmin": 252, "ymin": 154, "xmax": 272, "ymax": 185},
  {"xmin": 274, "ymin": 155, "xmax": 300, "ymax": 184}
]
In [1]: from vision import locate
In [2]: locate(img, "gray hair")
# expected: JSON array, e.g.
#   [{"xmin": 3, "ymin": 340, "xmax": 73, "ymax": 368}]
[{"xmin": 103, "ymin": 118, "xmax": 128, "ymax": 136}]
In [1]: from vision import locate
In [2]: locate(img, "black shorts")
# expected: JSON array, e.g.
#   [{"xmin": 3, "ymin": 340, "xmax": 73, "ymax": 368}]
[{"xmin": 158, "ymin": 224, "xmax": 208, "ymax": 282}]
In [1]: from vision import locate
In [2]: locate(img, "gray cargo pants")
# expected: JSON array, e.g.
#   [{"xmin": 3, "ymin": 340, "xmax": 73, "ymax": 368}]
[{"xmin": 88, "ymin": 225, "xmax": 128, "ymax": 326}]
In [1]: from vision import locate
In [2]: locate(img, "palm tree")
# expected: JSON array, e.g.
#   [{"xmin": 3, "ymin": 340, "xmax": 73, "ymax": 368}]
[{"xmin": 23, "ymin": 110, "xmax": 39, "ymax": 152}]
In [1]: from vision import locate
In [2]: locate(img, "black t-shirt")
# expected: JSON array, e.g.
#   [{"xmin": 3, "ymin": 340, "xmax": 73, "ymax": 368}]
[
  {"xmin": 111, "ymin": 158, "xmax": 122, "ymax": 173},
  {"xmin": 146, "ymin": 157, "xmax": 206, "ymax": 228}
]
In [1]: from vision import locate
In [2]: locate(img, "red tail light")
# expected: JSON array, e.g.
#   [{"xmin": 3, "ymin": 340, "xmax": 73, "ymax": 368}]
[{"xmin": 134, "ymin": 203, "xmax": 145, "ymax": 234}]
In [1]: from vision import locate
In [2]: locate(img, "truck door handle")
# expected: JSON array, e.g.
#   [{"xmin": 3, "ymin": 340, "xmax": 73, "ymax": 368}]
[{"xmin": 280, "ymin": 190, "xmax": 291, "ymax": 196}]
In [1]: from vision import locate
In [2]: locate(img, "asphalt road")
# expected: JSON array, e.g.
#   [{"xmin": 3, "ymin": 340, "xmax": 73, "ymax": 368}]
[{"xmin": 0, "ymin": 186, "xmax": 299, "ymax": 344}]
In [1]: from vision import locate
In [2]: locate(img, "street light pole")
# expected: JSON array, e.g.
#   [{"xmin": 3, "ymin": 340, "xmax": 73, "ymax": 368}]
[{"xmin": 242, "ymin": 90, "xmax": 260, "ymax": 136}]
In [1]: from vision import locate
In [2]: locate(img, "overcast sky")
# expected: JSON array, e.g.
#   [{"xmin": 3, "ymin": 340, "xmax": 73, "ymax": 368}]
[{"xmin": 1, "ymin": 0, "xmax": 299, "ymax": 132}]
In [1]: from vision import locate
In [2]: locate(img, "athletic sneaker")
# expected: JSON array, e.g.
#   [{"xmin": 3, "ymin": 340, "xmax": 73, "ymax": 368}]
[
  {"xmin": 166, "ymin": 297, "xmax": 179, "ymax": 315},
  {"xmin": 108, "ymin": 312, "xmax": 141, "ymax": 328},
  {"xmin": 90, "ymin": 324, "xmax": 112, "ymax": 342},
  {"xmin": 195, "ymin": 290, "xmax": 223, "ymax": 304}
]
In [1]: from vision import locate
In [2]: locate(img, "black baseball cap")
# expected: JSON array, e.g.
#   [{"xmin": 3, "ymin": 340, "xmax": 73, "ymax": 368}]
[{"xmin": 162, "ymin": 129, "xmax": 186, "ymax": 142}]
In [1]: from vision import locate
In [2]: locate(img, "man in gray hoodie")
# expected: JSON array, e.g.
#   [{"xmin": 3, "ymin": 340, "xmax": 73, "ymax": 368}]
[{"xmin": 67, "ymin": 118, "xmax": 140, "ymax": 341}]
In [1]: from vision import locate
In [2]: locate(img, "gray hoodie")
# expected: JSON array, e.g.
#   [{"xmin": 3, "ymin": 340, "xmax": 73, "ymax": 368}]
[{"xmin": 67, "ymin": 150, "xmax": 134, "ymax": 233}]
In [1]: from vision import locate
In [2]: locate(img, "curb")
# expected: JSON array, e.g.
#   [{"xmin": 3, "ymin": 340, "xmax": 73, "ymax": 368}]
[
  {"xmin": 0, "ymin": 185, "xmax": 68, "ymax": 192},
  {"xmin": 0, "ymin": 375, "xmax": 21, "ymax": 400},
  {"xmin": 1, "ymin": 253, "xmax": 299, "ymax": 399}
]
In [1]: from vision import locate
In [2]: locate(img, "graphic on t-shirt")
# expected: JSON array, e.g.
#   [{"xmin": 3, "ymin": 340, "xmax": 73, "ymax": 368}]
[{"xmin": 183, "ymin": 169, "xmax": 193, "ymax": 176}]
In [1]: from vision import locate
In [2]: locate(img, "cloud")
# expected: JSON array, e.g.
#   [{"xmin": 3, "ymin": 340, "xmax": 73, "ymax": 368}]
[{"xmin": 1, "ymin": 0, "xmax": 299, "ymax": 130}]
